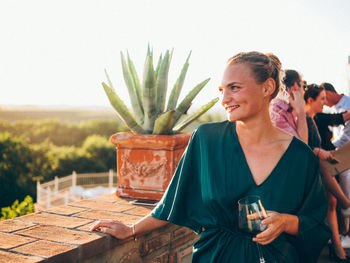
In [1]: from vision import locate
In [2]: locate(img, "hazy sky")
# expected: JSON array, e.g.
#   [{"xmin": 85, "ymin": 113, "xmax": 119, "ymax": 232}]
[{"xmin": 1, "ymin": 0, "xmax": 350, "ymax": 111}]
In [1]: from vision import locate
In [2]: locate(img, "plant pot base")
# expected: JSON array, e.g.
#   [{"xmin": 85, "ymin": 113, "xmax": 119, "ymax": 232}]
[{"xmin": 117, "ymin": 188, "xmax": 164, "ymax": 201}]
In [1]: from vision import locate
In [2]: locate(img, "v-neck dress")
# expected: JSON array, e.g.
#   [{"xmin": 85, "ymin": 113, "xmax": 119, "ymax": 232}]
[{"xmin": 151, "ymin": 121, "xmax": 331, "ymax": 263}]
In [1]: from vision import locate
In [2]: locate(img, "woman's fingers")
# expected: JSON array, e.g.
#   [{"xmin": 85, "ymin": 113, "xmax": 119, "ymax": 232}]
[
  {"xmin": 253, "ymin": 211, "xmax": 285, "ymax": 245},
  {"xmin": 89, "ymin": 219, "xmax": 115, "ymax": 231},
  {"xmin": 98, "ymin": 227, "xmax": 114, "ymax": 235},
  {"xmin": 254, "ymin": 227, "xmax": 279, "ymax": 245}
]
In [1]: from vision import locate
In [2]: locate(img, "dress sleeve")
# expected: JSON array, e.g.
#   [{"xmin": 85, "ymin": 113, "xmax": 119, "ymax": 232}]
[
  {"xmin": 288, "ymin": 158, "xmax": 331, "ymax": 263},
  {"xmin": 315, "ymin": 112, "xmax": 344, "ymax": 127},
  {"xmin": 151, "ymin": 129, "xmax": 205, "ymax": 234}
]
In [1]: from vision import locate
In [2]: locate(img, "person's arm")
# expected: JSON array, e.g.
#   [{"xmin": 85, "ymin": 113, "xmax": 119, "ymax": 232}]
[
  {"xmin": 320, "ymin": 161, "xmax": 350, "ymax": 209},
  {"xmin": 290, "ymin": 89, "xmax": 308, "ymax": 143},
  {"xmin": 90, "ymin": 215, "xmax": 168, "ymax": 239},
  {"xmin": 315, "ymin": 112, "xmax": 345, "ymax": 127}
]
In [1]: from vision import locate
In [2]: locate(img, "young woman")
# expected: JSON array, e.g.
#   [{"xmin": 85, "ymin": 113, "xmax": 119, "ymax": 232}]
[
  {"xmin": 305, "ymin": 84, "xmax": 350, "ymax": 262},
  {"xmin": 90, "ymin": 52, "xmax": 330, "ymax": 263}
]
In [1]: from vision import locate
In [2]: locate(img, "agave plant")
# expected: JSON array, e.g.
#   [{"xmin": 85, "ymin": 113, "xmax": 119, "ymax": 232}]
[{"xmin": 102, "ymin": 46, "xmax": 218, "ymax": 135}]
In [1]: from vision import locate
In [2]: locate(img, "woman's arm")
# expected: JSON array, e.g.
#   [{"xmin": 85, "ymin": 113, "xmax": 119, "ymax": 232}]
[{"xmin": 90, "ymin": 214, "xmax": 168, "ymax": 239}]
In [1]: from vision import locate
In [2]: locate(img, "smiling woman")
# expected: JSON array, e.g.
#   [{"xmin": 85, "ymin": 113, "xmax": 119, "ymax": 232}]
[{"xmin": 90, "ymin": 51, "xmax": 331, "ymax": 263}]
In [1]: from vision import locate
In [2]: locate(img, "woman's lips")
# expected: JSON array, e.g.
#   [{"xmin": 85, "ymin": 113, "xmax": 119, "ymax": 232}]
[{"xmin": 226, "ymin": 105, "xmax": 240, "ymax": 112}]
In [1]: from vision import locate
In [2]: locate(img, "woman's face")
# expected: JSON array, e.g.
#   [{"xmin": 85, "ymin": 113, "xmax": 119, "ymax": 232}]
[
  {"xmin": 309, "ymin": 90, "xmax": 326, "ymax": 113},
  {"xmin": 219, "ymin": 63, "xmax": 268, "ymax": 122}
]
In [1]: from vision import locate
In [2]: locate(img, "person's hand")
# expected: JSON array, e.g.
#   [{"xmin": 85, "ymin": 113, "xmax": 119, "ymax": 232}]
[
  {"xmin": 89, "ymin": 219, "xmax": 132, "ymax": 239},
  {"xmin": 289, "ymin": 89, "xmax": 305, "ymax": 116},
  {"xmin": 342, "ymin": 110, "xmax": 350, "ymax": 122},
  {"xmin": 252, "ymin": 211, "xmax": 286, "ymax": 245},
  {"xmin": 318, "ymin": 149, "xmax": 335, "ymax": 161}
]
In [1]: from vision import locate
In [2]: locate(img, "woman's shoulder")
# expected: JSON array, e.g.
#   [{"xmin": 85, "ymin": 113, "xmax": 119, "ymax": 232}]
[
  {"xmin": 193, "ymin": 121, "xmax": 233, "ymax": 141},
  {"xmin": 291, "ymin": 135, "xmax": 318, "ymax": 162},
  {"xmin": 196, "ymin": 120, "xmax": 232, "ymax": 133},
  {"xmin": 274, "ymin": 127, "xmax": 316, "ymax": 160}
]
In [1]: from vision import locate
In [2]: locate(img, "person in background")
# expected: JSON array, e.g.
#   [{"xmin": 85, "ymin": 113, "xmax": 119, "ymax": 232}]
[
  {"xmin": 270, "ymin": 69, "xmax": 308, "ymax": 143},
  {"xmin": 305, "ymin": 84, "xmax": 350, "ymax": 262},
  {"xmin": 321, "ymin": 82, "xmax": 350, "ymax": 149},
  {"xmin": 321, "ymin": 82, "xmax": 350, "ymax": 247},
  {"xmin": 90, "ymin": 52, "xmax": 330, "ymax": 263}
]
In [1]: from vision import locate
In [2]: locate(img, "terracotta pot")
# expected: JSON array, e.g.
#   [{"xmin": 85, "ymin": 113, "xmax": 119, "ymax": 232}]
[{"xmin": 110, "ymin": 132, "xmax": 191, "ymax": 200}]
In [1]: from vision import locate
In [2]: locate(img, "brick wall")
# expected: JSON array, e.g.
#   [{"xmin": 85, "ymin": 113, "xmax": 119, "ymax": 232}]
[{"xmin": 0, "ymin": 194, "xmax": 199, "ymax": 263}]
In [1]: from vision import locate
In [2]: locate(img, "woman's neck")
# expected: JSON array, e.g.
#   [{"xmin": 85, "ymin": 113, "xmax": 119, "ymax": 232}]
[
  {"xmin": 235, "ymin": 110, "xmax": 276, "ymax": 145},
  {"xmin": 305, "ymin": 105, "xmax": 316, "ymax": 118}
]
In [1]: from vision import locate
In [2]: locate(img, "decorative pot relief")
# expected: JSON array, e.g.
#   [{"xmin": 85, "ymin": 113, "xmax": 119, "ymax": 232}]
[{"xmin": 120, "ymin": 154, "xmax": 168, "ymax": 179}]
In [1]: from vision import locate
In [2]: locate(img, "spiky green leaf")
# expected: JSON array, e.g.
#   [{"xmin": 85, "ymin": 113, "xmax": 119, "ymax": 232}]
[
  {"xmin": 102, "ymin": 82, "xmax": 145, "ymax": 134},
  {"xmin": 156, "ymin": 50, "xmax": 170, "ymax": 116},
  {"xmin": 167, "ymin": 51, "xmax": 191, "ymax": 110},
  {"xmin": 142, "ymin": 53, "xmax": 157, "ymax": 132},
  {"xmin": 104, "ymin": 69, "xmax": 114, "ymax": 89},
  {"xmin": 173, "ymin": 98, "xmax": 219, "ymax": 132},
  {"xmin": 120, "ymin": 52, "xmax": 144, "ymax": 124},
  {"xmin": 127, "ymin": 52, "xmax": 143, "ymax": 119},
  {"xmin": 172, "ymin": 78, "xmax": 210, "ymax": 126},
  {"xmin": 153, "ymin": 110, "xmax": 175, "ymax": 135},
  {"xmin": 155, "ymin": 54, "xmax": 163, "ymax": 79}
]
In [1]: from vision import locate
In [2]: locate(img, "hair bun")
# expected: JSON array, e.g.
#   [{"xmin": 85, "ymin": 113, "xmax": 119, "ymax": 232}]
[{"xmin": 266, "ymin": 53, "xmax": 282, "ymax": 71}]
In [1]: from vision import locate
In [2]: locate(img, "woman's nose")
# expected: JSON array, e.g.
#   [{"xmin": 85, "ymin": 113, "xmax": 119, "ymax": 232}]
[{"xmin": 221, "ymin": 89, "xmax": 230, "ymax": 104}]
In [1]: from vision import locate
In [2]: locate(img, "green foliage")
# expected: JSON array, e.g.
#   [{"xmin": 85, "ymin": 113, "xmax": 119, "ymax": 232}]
[
  {"xmin": 1, "ymin": 196, "xmax": 34, "ymax": 220},
  {"xmin": 47, "ymin": 135, "xmax": 116, "ymax": 178},
  {"xmin": 103, "ymin": 46, "xmax": 218, "ymax": 134},
  {"xmin": 0, "ymin": 133, "xmax": 39, "ymax": 207}
]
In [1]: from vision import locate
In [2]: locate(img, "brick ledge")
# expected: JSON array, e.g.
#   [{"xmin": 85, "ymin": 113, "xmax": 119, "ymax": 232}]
[{"xmin": 0, "ymin": 194, "xmax": 199, "ymax": 263}]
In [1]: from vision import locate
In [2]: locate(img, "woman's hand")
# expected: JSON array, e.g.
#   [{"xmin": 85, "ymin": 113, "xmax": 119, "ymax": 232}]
[
  {"xmin": 289, "ymin": 89, "xmax": 305, "ymax": 116},
  {"xmin": 89, "ymin": 219, "xmax": 132, "ymax": 239},
  {"xmin": 317, "ymin": 148, "xmax": 335, "ymax": 161},
  {"xmin": 252, "ymin": 211, "xmax": 287, "ymax": 245}
]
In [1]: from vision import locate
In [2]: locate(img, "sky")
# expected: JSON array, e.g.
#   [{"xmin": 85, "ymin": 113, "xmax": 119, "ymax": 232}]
[{"xmin": 1, "ymin": 0, "xmax": 350, "ymax": 112}]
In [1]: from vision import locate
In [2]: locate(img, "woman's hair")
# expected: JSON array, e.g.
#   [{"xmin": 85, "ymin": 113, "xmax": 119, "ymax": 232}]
[
  {"xmin": 304, "ymin": 84, "xmax": 324, "ymax": 103},
  {"xmin": 227, "ymin": 51, "xmax": 282, "ymax": 99},
  {"xmin": 282, "ymin": 70, "xmax": 301, "ymax": 91}
]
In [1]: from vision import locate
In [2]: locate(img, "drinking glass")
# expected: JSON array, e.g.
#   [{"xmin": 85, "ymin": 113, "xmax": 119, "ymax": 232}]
[{"xmin": 238, "ymin": 195, "xmax": 268, "ymax": 263}]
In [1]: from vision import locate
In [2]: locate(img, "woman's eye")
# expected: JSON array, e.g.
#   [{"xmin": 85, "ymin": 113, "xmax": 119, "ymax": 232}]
[{"xmin": 230, "ymin": 85, "xmax": 239, "ymax": 90}]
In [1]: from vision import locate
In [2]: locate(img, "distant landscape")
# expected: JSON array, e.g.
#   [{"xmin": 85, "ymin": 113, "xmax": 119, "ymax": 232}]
[
  {"xmin": 0, "ymin": 105, "xmax": 120, "ymax": 123},
  {"xmin": 0, "ymin": 105, "xmax": 225, "ymax": 215}
]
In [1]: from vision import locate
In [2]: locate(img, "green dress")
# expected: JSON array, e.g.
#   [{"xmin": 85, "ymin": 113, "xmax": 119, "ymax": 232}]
[{"xmin": 151, "ymin": 121, "xmax": 331, "ymax": 263}]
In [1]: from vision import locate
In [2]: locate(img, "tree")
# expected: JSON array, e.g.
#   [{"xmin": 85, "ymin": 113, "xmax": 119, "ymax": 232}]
[{"xmin": 0, "ymin": 133, "xmax": 37, "ymax": 207}]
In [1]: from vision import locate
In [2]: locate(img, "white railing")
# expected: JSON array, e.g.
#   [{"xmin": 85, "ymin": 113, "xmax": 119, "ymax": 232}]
[{"xmin": 36, "ymin": 170, "xmax": 116, "ymax": 208}]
